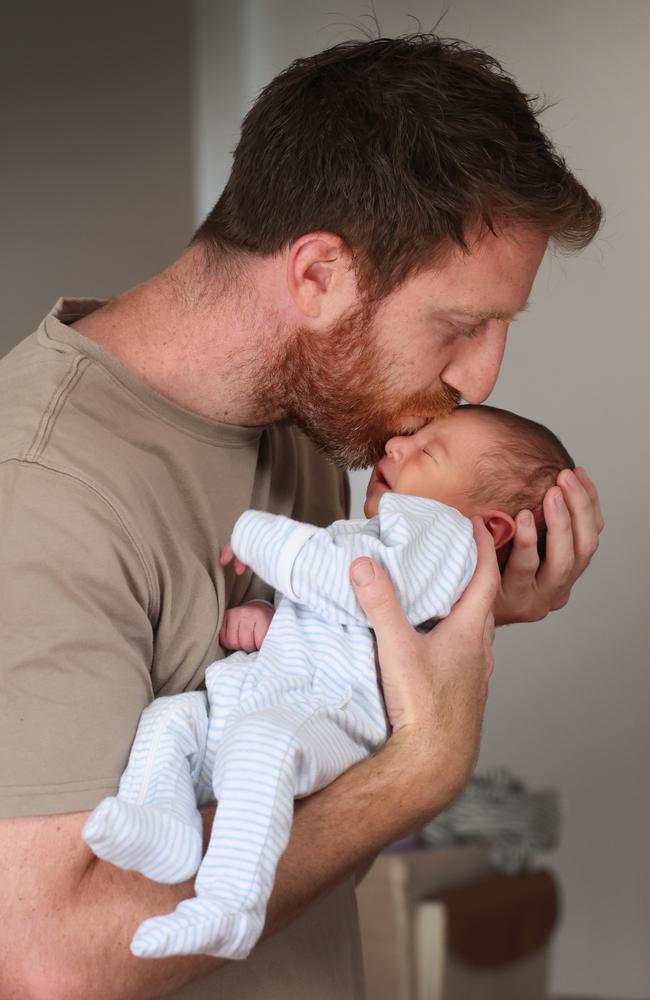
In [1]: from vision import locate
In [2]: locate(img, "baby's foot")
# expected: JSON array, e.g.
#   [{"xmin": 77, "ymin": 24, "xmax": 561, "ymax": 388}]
[
  {"xmin": 82, "ymin": 797, "xmax": 203, "ymax": 884},
  {"xmin": 131, "ymin": 897, "xmax": 264, "ymax": 960}
]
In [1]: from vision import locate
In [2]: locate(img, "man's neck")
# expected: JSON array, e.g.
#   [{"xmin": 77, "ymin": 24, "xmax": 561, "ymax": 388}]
[{"xmin": 70, "ymin": 245, "xmax": 287, "ymax": 427}]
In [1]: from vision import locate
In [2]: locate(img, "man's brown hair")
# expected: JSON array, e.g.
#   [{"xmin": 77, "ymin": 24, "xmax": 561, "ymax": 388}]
[{"xmin": 192, "ymin": 33, "xmax": 602, "ymax": 296}]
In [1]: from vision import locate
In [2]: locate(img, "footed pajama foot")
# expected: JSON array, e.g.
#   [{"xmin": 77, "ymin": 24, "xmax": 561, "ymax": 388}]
[
  {"xmin": 130, "ymin": 896, "xmax": 265, "ymax": 960},
  {"xmin": 82, "ymin": 797, "xmax": 203, "ymax": 883}
]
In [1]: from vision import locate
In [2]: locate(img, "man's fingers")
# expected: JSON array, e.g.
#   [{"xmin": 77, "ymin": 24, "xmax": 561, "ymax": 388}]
[
  {"xmin": 350, "ymin": 558, "xmax": 414, "ymax": 659},
  {"xmin": 436, "ymin": 519, "xmax": 499, "ymax": 640},
  {"xmin": 452, "ymin": 518, "xmax": 500, "ymax": 622},
  {"xmin": 494, "ymin": 469, "xmax": 603, "ymax": 626},
  {"xmin": 535, "ymin": 471, "xmax": 601, "ymax": 611},
  {"xmin": 537, "ymin": 475, "xmax": 599, "ymax": 611},
  {"xmin": 538, "ymin": 486, "xmax": 575, "ymax": 590},
  {"xmin": 573, "ymin": 466, "xmax": 604, "ymax": 533},
  {"xmin": 505, "ymin": 510, "xmax": 540, "ymax": 583},
  {"xmin": 489, "ymin": 510, "xmax": 541, "ymax": 626},
  {"xmin": 557, "ymin": 468, "xmax": 601, "ymax": 567}
]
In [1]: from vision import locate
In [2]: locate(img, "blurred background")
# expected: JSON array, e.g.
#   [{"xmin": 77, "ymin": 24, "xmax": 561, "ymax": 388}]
[{"xmin": 1, "ymin": 2, "xmax": 648, "ymax": 997}]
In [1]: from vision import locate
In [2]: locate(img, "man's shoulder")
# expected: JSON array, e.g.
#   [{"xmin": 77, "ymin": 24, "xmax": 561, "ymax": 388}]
[
  {"xmin": 0, "ymin": 326, "xmax": 84, "ymax": 464},
  {"xmin": 0, "ymin": 322, "xmax": 162, "ymax": 570},
  {"xmin": 0, "ymin": 309, "xmax": 187, "ymax": 501}
]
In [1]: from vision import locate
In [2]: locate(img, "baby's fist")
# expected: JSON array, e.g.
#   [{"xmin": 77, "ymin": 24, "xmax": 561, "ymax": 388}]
[{"xmin": 219, "ymin": 601, "xmax": 275, "ymax": 653}]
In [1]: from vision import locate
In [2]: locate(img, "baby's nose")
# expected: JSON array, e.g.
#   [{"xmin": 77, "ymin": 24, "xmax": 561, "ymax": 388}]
[
  {"xmin": 384, "ymin": 437, "xmax": 400, "ymax": 459},
  {"xmin": 385, "ymin": 435, "xmax": 413, "ymax": 460}
]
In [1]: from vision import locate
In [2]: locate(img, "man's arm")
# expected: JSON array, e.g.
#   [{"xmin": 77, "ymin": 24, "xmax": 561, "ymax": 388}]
[
  {"xmin": 0, "ymin": 744, "xmax": 448, "ymax": 1000},
  {"xmin": 1, "ymin": 520, "xmax": 499, "ymax": 1000}
]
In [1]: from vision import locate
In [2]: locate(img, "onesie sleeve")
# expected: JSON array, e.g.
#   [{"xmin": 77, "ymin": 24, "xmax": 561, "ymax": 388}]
[
  {"xmin": 369, "ymin": 493, "xmax": 477, "ymax": 625},
  {"xmin": 231, "ymin": 494, "xmax": 477, "ymax": 628},
  {"xmin": 0, "ymin": 460, "xmax": 154, "ymax": 818},
  {"xmin": 230, "ymin": 509, "xmax": 321, "ymax": 601}
]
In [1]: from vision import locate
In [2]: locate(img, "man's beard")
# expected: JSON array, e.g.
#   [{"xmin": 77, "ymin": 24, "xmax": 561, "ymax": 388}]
[{"xmin": 258, "ymin": 305, "xmax": 460, "ymax": 470}]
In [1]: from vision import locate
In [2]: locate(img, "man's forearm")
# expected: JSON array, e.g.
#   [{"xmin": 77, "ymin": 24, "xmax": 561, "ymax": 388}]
[
  {"xmin": 24, "ymin": 736, "xmax": 450, "ymax": 1000},
  {"xmin": 14, "ymin": 804, "xmax": 220, "ymax": 1000}
]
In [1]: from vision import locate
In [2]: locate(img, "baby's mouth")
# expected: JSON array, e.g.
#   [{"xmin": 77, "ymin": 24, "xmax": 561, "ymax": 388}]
[{"xmin": 375, "ymin": 464, "xmax": 392, "ymax": 489}]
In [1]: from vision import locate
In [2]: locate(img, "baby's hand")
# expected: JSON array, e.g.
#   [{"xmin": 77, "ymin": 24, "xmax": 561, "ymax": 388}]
[
  {"xmin": 219, "ymin": 541, "xmax": 249, "ymax": 576},
  {"xmin": 219, "ymin": 601, "xmax": 275, "ymax": 653}
]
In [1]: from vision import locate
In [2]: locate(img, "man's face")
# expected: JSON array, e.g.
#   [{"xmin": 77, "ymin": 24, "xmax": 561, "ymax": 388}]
[{"xmin": 279, "ymin": 223, "xmax": 547, "ymax": 469}]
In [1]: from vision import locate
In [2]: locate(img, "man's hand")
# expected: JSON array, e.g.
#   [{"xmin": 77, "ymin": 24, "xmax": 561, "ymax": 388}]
[
  {"xmin": 219, "ymin": 601, "xmax": 275, "ymax": 652},
  {"xmin": 349, "ymin": 517, "xmax": 499, "ymax": 796},
  {"xmin": 494, "ymin": 466, "xmax": 604, "ymax": 626}
]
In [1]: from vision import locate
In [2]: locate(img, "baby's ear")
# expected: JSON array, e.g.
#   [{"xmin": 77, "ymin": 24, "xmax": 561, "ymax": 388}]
[{"xmin": 483, "ymin": 510, "xmax": 516, "ymax": 550}]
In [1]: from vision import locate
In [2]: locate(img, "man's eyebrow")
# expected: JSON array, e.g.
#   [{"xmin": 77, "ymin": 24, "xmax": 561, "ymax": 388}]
[{"xmin": 448, "ymin": 300, "xmax": 530, "ymax": 322}]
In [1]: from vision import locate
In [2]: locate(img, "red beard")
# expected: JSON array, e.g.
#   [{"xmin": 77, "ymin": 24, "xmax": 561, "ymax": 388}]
[{"xmin": 259, "ymin": 305, "xmax": 460, "ymax": 469}]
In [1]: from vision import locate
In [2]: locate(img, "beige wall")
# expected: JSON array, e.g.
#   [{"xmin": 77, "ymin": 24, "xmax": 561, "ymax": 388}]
[
  {"xmin": 0, "ymin": 0, "xmax": 194, "ymax": 351},
  {"xmin": 194, "ymin": 1, "xmax": 650, "ymax": 996}
]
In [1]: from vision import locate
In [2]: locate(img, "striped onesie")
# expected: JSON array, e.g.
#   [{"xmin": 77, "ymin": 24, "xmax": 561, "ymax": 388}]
[{"xmin": 82, "ymin": 493, "xmax": 476, "ymax": 960}]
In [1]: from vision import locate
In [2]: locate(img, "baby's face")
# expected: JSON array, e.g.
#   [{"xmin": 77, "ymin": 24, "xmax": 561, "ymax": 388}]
[{"xmin": 364, "ymin": 408, "xmax": 493, "ymax": 518}]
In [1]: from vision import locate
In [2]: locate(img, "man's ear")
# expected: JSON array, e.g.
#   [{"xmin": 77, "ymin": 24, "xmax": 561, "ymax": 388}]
[
  {"xmin": 286, "ymin": 232, "xmax": 357, "ymax": 321},
  {"xmin": 483, "ymin": 510, "xmax": 516, "ymax": 550}
]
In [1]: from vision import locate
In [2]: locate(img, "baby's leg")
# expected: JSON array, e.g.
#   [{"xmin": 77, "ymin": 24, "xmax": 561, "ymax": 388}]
[
  {"xmin": 131, "ymin": 702, "xmax": 367, "ymax": 959},
  {"xmin": 82, "ymin": 691, "xmax": 208, "ymax": 883}
]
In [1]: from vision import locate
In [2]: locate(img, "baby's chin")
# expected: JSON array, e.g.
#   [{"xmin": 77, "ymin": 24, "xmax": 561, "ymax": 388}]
[{"xmin": 363, "ymin": 494, "xmax": 380, "ymax": 518}]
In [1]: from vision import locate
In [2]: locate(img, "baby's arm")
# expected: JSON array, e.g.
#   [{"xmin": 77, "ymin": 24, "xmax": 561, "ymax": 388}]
[{"xmin": 229, "ymin": 496, "xmax": 477, "ymax": 628}]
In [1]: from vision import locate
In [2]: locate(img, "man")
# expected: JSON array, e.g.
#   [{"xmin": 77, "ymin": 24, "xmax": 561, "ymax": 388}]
[{"xmin": 0, "ymin": 35, "xmax": 602, "ymax": 1000}]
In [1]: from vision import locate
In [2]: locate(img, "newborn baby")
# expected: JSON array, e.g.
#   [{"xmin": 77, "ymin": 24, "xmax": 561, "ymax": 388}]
[{"xmin": 82, "ymin": 403, "xmax": 573, "ymax": 961}]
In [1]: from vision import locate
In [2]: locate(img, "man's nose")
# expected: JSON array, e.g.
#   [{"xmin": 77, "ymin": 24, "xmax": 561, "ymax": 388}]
[{"xmin": 440, "ymin": 322, "xmax": 508, "ymax": 404}]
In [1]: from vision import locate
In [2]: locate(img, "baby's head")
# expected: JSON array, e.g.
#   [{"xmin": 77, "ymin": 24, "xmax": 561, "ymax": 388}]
[{"xmin": 365, "ymin": 405, "xmax": 574, "ymax": 567}]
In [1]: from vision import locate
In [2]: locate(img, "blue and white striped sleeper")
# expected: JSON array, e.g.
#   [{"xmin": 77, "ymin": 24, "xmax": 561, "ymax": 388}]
[{"xmin": 82, "ymin": 493, "xmax": 476, "ymax": 961}]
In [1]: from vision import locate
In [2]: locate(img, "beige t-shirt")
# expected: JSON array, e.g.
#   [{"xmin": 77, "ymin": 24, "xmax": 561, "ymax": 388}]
[{"xmin": 0, "ymin": 299, "xmax": 364, "ymax": 999}]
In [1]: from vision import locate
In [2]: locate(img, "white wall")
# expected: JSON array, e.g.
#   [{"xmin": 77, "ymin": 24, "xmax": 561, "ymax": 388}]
[{"xmin": 194, "ymin": 2, "xmax": 650, "ymax": 997}]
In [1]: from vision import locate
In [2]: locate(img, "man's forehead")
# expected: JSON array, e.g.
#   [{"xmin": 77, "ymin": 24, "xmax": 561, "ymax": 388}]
[{"xmin": 412, "ymin": 223, "xmax": 547, "ymax": 312}]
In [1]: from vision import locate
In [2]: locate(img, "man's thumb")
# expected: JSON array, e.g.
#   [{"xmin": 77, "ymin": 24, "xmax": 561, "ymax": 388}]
[{"xmin": 350, "ymin": 557, "xmax": 410, "ymax": 653}]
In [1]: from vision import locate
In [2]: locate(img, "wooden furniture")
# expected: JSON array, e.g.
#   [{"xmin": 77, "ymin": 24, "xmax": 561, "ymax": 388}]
[{"xmin": 356, "ymin": 848, "xmax": 558, "ymax": 1000}]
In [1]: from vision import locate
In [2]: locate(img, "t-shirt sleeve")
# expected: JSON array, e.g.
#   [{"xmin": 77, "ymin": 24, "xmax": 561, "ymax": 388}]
[{"xmin": 0, "ymin": 460, "xmax": 155, "ymax": 818}]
